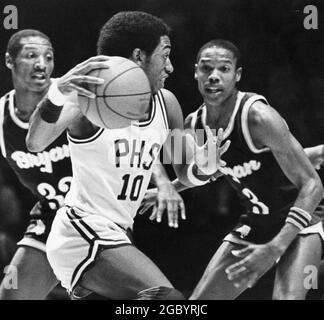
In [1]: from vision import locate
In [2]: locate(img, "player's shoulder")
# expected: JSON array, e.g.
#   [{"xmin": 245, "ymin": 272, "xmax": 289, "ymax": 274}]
[
  {"xmin": 159, "ymin": 88, "xmax": 179, "ymax": 107},
  {"xmin": 159, "ymin": 88, "xmax": 184, "ymax": 130},
  {"xmin": 248, "ymin": 99, "xmax": 275, "ymax": 127},
  {"xmin": 247, "ymin": 97, "xmax": 288, "ymax": 137}
]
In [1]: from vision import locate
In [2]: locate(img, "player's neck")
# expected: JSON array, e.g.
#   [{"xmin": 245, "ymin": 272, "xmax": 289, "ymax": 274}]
[
  {"xmin": 14, "ymin": 89, "xmax": 46, "ymax": 122},
  {"xmin": 204, "ymin": 89, "xmax": 238, "ymax": 130}
]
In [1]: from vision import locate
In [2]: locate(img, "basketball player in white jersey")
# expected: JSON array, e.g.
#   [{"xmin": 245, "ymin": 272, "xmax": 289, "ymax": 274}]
[{"xmin": 26, "ymin": 12, "xmax": 227, "ymax": 299}]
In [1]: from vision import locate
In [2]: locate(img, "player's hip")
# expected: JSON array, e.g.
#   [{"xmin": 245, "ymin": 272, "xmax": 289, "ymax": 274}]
[{"xmin": 46, "ymin": 206, "xmax": 133, "ymax": 291}]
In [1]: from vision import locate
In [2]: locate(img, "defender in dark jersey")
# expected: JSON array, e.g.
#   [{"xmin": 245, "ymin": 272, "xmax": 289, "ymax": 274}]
[
  {"xmin": 187, "ymin": 39, "xmax": 324, "ymax": 300},
  {"xmin": 0, "ymin": 30, "xmax": 73, "ymax": 299},
  {"xmin": 141, "ymin": 39, "xmax": 324, "ymax": 299}
]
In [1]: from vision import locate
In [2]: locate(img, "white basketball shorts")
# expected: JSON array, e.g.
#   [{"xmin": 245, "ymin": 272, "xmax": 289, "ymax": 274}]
[{"xmin": 46, "ymin": 206, "xmax": 132, "ymax": 293}]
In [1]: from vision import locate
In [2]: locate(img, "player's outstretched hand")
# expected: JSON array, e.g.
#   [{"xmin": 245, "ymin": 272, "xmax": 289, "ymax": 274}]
[
  {"xmin": 57, "ymin": 55, "xmax": 110, "ymax": 98},
  {"xmin": 304, "ymin": 144, "xmax": 324, "ymax": 170},
  {"xmin": 193, "ymin": 126, "xmax": 231, "ymax": 176},
  {"xmin": 225, "ymin": 244, "xmax": 281, "ymax": 289},
  {"xmin": 138, "ymin": 184, "xmax": 186, "ymax": 228}
]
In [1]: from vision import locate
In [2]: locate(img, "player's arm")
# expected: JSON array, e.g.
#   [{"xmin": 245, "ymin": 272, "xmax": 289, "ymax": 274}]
[
  {"xmin": 304, "ymin": 144, "xmax": 324, "ymax": 170},
  {"xmin": 26, "ymin": 56, "xmax": 109, "ymax": 152},
  {"xmin": 249, "ymin": 102, "xmax": 323, "ymax": 228},
  {"xmin": 226, "ymin": 101, "xmax": 324, "ymax": 288},
  {"xmin": 161, "ymin": 89, "xmax": 229, "ymax": 188},
  {"xmin": 139, "ymin": 160, "xmax": 186, "ymax": 228}
]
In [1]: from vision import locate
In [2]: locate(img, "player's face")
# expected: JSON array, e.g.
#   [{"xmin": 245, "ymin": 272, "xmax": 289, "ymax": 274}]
[
  {"xmin": 143, "ymin": 35, "xmax": 173, "ymax": 94},
  {"xmin": 8, "ymin": 36, "xmax": 54, "ymax": 93},
  {"xmin": 195, "ymin": 46, "xmax": 241, "ymax": 105}
]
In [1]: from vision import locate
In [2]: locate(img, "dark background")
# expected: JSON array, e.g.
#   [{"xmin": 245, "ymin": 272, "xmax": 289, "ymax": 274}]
[{"xmin": 0, "ymin": 0, "xmax": 324, "ymax": 299}]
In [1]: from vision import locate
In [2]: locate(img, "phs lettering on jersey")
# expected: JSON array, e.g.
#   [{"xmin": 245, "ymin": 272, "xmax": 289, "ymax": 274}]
[
  {"xmin": 11, "ymin": 144, "xmax": 70, "ymax": 173},
  {"xmin": 114, "ymin": 138, "xmax": 161, "ymax": 170}
]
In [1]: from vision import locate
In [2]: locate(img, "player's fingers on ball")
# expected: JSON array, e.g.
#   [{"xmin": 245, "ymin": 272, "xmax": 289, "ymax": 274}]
[
  {"xmin": 81, "ymin": 61, "xmax": 110, "ymax": 74},
  {"xmin": 71, "ymin": 75, "xmax": 104, "ymax": 85},
  {"xmin": 81, "ymin": 75, "xmax": 105, "ymax": 84},
  {"xmin": 69, "ymin": 83, "xmax": 95, "ymax": 98},
  {"xmin": 82, "ymin": 55, "xmax": 110, "ymax": 65}
]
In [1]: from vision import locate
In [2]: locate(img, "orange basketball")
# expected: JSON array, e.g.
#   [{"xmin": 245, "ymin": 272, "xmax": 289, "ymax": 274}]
[{"xmin": 79, "ymin": 56, "xmax": 151, "ymax": 129}]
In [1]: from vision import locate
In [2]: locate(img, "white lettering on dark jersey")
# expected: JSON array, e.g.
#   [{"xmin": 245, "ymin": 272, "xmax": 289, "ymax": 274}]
[
  {"xmin": 11, "ymin": 144, "xmax": 70, "ymax": 173},
  {"xmin": 226, "ymin": 160, "xmax": 261, "ymax": 179}
]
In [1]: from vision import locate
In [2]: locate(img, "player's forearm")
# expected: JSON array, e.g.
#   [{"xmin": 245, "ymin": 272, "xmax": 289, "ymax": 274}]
[
  {"xmin": 26, "ymin": 103, "xmax": 64, "ymax": 152},
  {"xmin": 151, "ymin": 162, "xmax": 173, "ymax": 189},
  {"xmin": 293, "ymin": 175, "xmax": 324, "ymax": 224},
  {"xmin": 267, "ymin": 223, "xmax": 300, "ymax": 257},
  {"xmin": 268, "ymin": 176, "xmax": 323, "ymax": 256},
  {"xmin": 171, "ymin": 178, "xmax": 189, "ymax": 193}
]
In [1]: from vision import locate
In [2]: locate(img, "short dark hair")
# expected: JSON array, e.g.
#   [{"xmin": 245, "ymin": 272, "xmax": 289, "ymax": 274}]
[
  {"xmin": 6, "ymin": 29, "xmax": 52, "ymax": 60},
  {"xmin": 196, "ymin": 39, "xmax": 241, "ymax": 69},
  {"xmin": 97, "ymin": 11, "xmax": 171, "ymax": 58}
]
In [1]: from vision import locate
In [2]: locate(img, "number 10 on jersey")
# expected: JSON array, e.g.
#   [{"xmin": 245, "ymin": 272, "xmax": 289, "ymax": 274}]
[{"xmin": 117, "ymin": 174, "xmax": 144, "ymax": 201}]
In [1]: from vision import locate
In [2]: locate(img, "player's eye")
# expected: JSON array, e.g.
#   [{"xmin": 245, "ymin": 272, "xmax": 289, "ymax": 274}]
[
  {"xmin": 220, "ymin": 65, "xmax": 231, "ymax": 72},
  {"xmin": 26, "ymin": 52, "xmax": 36, "ymax": 59},
  {"xmin": 200, "ymin": 64, "xmax": 212, "ymax": 73},
  {"xmin": 163, "ymin": 53, "xmax": 170, "ymax": 60},
  {"xmin": 46, "ymin": 55, "xmax": 53, "ymax": 61}
]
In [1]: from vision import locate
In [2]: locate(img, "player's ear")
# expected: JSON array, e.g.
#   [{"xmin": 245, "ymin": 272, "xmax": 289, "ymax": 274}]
[
  {"xmin": 194, "ymin": 64, "xmax": 198, "ymax": 80},
  {"xmin": 131, "ymin": 48, "xmax": 147, "ymax": 67},
  {"xmin": 235, "ymin": 67, "xmax": 242, "ymax": 83},
  {"xmin": 5, "ymin": 53, "xmax": 14, "ymax": 70}
]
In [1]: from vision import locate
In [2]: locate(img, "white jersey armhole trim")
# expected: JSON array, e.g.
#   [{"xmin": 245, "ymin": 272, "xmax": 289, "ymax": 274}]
[
  {"xmin": 0, "ymin": 94, "xmax": 7, "ymax": 157},
  {"xmin": 67, "ymin": 127, "xmax": 105, "ymax": 144},
  {"xmin": 241, "ymin": 95, "xmax": 270, "ymax": 154},
  {"xmin": 157, "ymin": 90, "xmax": 169, "ymax": 131},
  {"xmin": 8, "ymin": 91, "xmax": 29, "ymax": 129}
]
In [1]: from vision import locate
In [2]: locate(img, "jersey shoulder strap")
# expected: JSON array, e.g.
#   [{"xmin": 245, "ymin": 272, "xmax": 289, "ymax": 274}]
[{"xmin": 0, "ymin": 91, "xmax": 12, "ymax": 158}]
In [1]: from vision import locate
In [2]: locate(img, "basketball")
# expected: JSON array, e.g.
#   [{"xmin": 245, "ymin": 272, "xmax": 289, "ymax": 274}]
[{"xmin": 78, "ymin": 56, "xmax": 152, "ymax": 129}]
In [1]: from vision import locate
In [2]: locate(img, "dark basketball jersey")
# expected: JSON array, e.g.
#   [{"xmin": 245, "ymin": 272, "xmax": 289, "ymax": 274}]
[
  {"xmin": 0, "ymin": 90, "xmax": 72, "ymax": 211},
  {"xmin": 185, "ymin": 91, "xmax": 299, "ymax": 242}
]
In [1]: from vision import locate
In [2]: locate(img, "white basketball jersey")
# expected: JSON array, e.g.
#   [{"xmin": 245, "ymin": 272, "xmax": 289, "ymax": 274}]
[{"xmin": 65, "ymin": 90, "xmax": 169, "ymax": 230}]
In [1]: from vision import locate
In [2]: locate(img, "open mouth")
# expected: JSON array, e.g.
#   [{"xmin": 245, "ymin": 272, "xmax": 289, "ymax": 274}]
[
  {"xmin": 205, "ymin": 87, "xmax": 223, "ymax": 94},
  {"xmin": 31, "ymin": 73, "xmax": 47, "ymax": 81}
]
